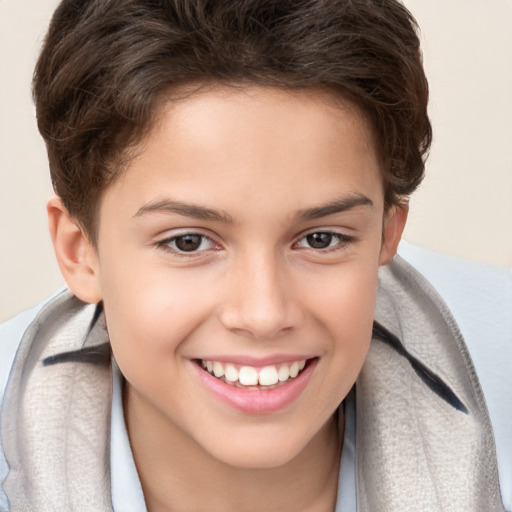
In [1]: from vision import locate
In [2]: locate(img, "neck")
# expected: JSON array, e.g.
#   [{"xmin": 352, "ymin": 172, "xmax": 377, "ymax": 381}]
[{"xmin": 125, "ymin": 385, "xmax": 344, "ymax": 512}]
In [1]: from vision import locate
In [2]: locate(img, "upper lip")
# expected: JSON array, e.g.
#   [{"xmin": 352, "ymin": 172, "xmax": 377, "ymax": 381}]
[{"xmin": 195, "ymin": 354, "xmax": 316, "ymax": 367}]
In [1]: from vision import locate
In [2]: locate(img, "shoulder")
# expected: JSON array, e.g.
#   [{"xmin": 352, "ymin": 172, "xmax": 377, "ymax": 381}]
[
  {"xmin": 0, "ymin": 289, "xmax": 70, "ymax": 395},
  {"xmin": 397, "ymin": 241, "xmax": 512, "ymax": 370},
  {"xmin": 397, "ymin": 241, "xmax": 512, "ymax": 511},
  {"xmin": 398, "ymin": 240, "xmax": 512, "ymax": 318},
  {"xmin": 0, "ymin": 289, "xmax": 69, "ymax": 510}
]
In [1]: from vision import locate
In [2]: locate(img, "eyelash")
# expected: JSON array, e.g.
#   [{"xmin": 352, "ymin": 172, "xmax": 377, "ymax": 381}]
[
  {"xmin": 155, "ymin": 230, "xmax": 354, "ymax": 258},
  {"xmin": 293, "ymin": 230, "xmax": 355, "ymax": 253},
  {"xmin": 156, "ymin": 232, "xmax": 219, "ymax": 258}
]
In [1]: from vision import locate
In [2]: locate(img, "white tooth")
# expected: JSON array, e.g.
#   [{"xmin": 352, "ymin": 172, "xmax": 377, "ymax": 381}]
[
  {"xmin": 201, "ymin": 360, "xmax": 207, "ymax": 368},
  {"xmin": 224, "ymin": 364, "xmax": 239, "ymax": 382},
  {"xmin": 213, "ymin": 362, "xmax": 224, "ymax": 378},
  {"xmin": 278, "ymin": 365, "xmax": 290, "ymax": 382},
  {"xmin": 259, "ymin": 366, "xmax": 279, "ymax": 386},
  {"xmin": 206, "ymin": 361, "xmax": 213, "ymax": 373},
  {"xmin": 298, "ymin": 360, "xmax": 306, "ymax": 371},
  {"xmin": 239, "ymin": 366, "xmax": 258, "ymax": 386},
  {"xmin": 289, "ymin": 361, "xmax": 300, "ymax": 378}
]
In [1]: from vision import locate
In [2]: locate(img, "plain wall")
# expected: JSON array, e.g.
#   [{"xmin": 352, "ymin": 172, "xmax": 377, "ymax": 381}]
[{"xmin": 1, "ymin": 0, "xmax": 511, "ymax": 322}]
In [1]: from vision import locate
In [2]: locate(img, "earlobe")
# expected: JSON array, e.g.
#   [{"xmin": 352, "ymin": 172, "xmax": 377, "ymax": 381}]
[
  {"xmin": 47, "ymin": 196, "xmax": 102, "ymax": 303},
  {"xmin": 379, "ymin": 203, "xmax": 408, "ymax": 266}
]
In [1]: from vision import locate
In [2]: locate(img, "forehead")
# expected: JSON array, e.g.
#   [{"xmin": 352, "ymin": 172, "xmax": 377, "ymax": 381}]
[
  {"xmin": 150, "ymin": 85, "xmax": 377, "ymax": 161},
  {"xmin": 101, "ymin": 86, "xmax": 383, "ymax": 220}
]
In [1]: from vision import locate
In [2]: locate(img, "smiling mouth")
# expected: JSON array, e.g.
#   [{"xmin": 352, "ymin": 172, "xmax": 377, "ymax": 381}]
[{"xmin": 196, "ymin": 358, "xmax": 314, "ymax": 390}]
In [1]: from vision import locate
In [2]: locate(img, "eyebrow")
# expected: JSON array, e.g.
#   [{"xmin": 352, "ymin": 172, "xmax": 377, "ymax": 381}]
[
  {"xmin": 134, "ymin": 199, "xmax": 233, "ymax": 222},
  {"xmin": 297, "ymin": 193, "xmax": 373, "ymax": 221},
  {"xmin": 134, "ymin": 193, "xmax": 373, "ymax": 223}
]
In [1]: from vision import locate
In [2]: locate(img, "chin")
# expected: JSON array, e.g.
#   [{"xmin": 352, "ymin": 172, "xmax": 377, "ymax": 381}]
[
  {"xmin": 198, "ymin": 421, "xmax": 329, "ymax": 470},
  {"xmin": 216, "ymin": 443, "xmax": 303, "ymax": 470}
]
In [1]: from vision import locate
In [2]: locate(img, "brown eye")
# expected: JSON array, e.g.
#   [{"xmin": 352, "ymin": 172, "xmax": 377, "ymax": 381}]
[
  {"xmin": 157, "ymin": 232, "xmax": 218, "ymax": 257},
  {"xmin": 306, "ymin": 232, "xmax": 334, "ymax": 249},
  {"xmin": 295, "ymin": 231, "xmax": 352, "ymax": 252},
  {"xmin": 174, "ymin": 234, "xmax": 204, "ymax": 252}
]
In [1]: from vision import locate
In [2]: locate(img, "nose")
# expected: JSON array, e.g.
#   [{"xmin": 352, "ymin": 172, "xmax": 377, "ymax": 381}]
[{"xmin": 219, "ymin": 251, "xmax": 303, "ymax": 339}]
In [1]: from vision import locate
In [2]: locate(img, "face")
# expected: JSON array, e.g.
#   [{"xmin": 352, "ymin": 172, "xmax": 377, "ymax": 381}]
[{"xmin": 86, "ymin": 86, "xmax": 404, "ymax": 468}]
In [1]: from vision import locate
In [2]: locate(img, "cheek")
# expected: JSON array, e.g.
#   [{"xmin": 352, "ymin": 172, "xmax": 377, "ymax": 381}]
[
  {"xmin": 306, "ymin": 258, "xmax": 378, "ymax": 372},
  {"xmin": 308, "ymin": 257, "xmax": 379, "ymax": 327},
  {"xmin": 99, "ymin": 261, "xmax": 215, "ymax": 373}
]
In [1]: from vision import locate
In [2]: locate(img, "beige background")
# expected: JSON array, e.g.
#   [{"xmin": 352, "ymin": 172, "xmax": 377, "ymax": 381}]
[{"xmin": 1, "ymin": 0, "xmax": 511, "ymax": 322}]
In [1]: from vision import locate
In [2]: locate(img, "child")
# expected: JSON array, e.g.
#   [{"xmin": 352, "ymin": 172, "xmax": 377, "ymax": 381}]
[{"xmin": 0, "ymin": 0, "xmax": 510, "ymax": 510}]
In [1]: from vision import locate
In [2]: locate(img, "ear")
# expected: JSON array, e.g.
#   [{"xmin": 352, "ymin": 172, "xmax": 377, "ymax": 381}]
[
  {"xmin": 47, "ymin": 196, "xmax": 102, "ymax": 303},
  {"xmin": 379, "ymin": 203, "xmax": 408, "ymax": 266}
]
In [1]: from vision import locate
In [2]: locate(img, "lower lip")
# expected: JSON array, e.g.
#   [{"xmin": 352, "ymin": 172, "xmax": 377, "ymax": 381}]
[{"xmin": 193, "ymin": 359, "xmax": 318, "ymax": 414}]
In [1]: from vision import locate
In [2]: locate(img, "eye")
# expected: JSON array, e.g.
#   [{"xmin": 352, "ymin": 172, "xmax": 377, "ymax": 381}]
[
  {"xmin": 295, "ymin": 231, "xmax": 351, "ymax": 251},
  {"xmin": 158, "ymin": 233, "xmax": 218, "ymax": 254}
]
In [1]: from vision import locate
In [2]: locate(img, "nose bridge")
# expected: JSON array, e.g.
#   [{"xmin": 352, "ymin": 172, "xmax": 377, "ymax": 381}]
[{"xmin": 220, "ymin": 247, "xmax": 300, "ymax": 339}]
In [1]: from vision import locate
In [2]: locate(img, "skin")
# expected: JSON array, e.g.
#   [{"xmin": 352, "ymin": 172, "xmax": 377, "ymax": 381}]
[{"xmin": 48, "ymin": 86, "xmax": 407, "ymax": 511}]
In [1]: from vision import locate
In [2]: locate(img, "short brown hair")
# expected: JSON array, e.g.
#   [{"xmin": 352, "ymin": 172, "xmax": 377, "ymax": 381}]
[{"xmin": 34, "ymin": 0, "xmax": 432, "ymax": 241}]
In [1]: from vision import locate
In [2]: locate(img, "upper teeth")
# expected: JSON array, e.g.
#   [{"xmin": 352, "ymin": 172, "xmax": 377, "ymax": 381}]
[{"xmin": 201, "ymin": 359, "xmax": 307, "ymax": 386}]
